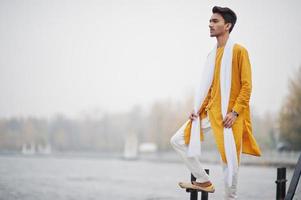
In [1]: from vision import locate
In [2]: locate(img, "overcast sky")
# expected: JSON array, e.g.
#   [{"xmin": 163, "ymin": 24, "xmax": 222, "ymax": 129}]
[{"xmin": 0, "ymin": 0, "xmax": 300, "ymax": 119}]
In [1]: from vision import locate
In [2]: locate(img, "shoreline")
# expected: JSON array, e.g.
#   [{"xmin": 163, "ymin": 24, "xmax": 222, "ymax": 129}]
[{"xmin": 0, "ymin": 150, "xmax": 299, "ymax": 169}]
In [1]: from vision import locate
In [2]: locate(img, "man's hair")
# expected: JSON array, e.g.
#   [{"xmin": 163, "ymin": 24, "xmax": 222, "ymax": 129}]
[{"xmin": 212, "ymin": 6, "xmax": 237, "ymax": 33}]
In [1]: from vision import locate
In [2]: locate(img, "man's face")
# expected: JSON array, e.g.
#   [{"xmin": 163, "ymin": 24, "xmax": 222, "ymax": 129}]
[{"xmin": 209, "ymin": 13, "xmax": 230, "ymax": 37}]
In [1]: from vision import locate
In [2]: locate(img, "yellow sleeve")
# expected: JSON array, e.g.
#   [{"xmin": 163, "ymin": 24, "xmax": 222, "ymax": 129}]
[{"xmin": 232, "ymin": 48, "xmax": 252, "ymax": 115}]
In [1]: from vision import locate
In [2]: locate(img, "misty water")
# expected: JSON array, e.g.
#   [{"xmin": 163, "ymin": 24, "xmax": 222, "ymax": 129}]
[{"xmin": 0, "ymin": 154, "xmax": 300, "ymax": 200}]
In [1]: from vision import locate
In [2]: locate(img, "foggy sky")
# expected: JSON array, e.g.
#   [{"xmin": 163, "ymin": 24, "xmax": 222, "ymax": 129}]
[{"xmin": 0, "ymin": 0, "xmax": 300, "ymax": 119}]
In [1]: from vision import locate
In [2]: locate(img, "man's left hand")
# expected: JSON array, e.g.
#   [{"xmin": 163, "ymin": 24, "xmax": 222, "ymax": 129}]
[{"xmin": 223, "ymin": 112, "xmax": 238, "ymax": 128}]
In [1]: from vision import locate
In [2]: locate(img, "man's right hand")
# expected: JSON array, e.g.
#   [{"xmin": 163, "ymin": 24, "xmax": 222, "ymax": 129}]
[{"xmin": 189, "ymin": 111, "xmax": 199, "ymax": 121}]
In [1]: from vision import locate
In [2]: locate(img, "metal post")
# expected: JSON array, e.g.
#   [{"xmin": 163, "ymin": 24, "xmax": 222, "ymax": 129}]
[
  {"xmin": 201, "ymin": 169, "xmax": 209, "ymax": 200},
  {"xmin": 276, "ymin": 167, "xmax": 287, "ymax": 200},
  {"xmin": 186, "ymin": 169, "xmax": 210, "ymax": 200},
  {"xmin": 189, "ymin": 174, "xmax": 198, "ymax": 200},
  {"xmin": 285, "ymin": 153, "xmax": 301, "ymax": 200}
]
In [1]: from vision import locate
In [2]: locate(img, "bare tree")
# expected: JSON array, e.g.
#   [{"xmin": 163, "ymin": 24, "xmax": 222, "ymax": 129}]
[{"xmin": 279, "ymin": 66, "xmax": 301, "ymax": 150}]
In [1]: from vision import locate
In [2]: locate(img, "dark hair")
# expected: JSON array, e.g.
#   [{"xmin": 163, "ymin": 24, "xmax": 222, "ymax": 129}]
[{"xmin": 212, "ymin": 6, "xmax": 237, "ymax": 33}]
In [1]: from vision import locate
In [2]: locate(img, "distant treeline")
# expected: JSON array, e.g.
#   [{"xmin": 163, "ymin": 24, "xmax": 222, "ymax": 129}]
[
  {"xmin": 2, "ymin": 78, "xmax": 299, "ymax": 153},
  {"xmin": 0, "ymin": 97, "xmax": 193, "ymax": 152}
]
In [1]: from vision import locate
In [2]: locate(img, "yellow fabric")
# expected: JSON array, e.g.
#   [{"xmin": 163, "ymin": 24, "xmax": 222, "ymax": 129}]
[{"xmin": 184, "ymin": 44, "xmax": 262, "ymax": 164}]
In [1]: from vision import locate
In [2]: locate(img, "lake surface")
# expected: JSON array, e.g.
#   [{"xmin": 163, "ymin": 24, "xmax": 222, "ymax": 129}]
[{"xmin": 0, "ymin": 154, "xmax": 299, "ymax": 200}]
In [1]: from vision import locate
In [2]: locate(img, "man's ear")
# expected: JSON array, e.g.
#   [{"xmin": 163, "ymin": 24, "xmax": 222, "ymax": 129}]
[{"xmin": 226, "ymin": 23, "xmax": 232, "ymax": 31}]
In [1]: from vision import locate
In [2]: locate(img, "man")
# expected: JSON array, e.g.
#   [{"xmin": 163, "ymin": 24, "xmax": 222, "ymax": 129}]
[{"xmin": 170, "ymin": 6, "xmax": 262, "ymax": 199}]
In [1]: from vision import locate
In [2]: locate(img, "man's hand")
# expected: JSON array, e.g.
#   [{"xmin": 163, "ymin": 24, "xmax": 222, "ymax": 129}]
[
  {"xmin": 189, "ymin": 110, "xmax": 200, "ymax": 121},
  {"xmin": 223, "ymin": 111, "xmax": 238, "ymax": 128}
]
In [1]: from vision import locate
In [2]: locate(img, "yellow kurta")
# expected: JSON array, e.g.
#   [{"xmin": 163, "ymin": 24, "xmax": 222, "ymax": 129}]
[{"xmin": 184, "ymin": 44, "xmax": 262, "ymax": 164}]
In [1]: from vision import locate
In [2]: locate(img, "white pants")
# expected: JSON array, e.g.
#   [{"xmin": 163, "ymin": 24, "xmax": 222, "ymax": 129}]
[{"xmin": 170, "ymin": 119, "xmax": 240, "ymax": 200}]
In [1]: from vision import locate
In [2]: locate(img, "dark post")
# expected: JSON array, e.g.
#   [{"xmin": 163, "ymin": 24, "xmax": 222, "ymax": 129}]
[
  {"xmin": 285, "ymin": 153, "xmax": 301, "ymax": 200},
  {"xmin": 201, "ymin": 169, "xmax": 210, "ymax": 200},
  {"xmin": 186, "ymin": 169, "xmax": 210, "ymax": 200},
  {"xmin": 189, "ymin": 174, "xmax": 198, "ymax": 200},
  {"xmin": 275, "ymin": 167, "xmax": 287, "ymax": 200}
]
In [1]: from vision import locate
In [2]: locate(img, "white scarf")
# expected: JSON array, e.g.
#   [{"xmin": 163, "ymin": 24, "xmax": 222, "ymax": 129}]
[{"xmin": 187, "ymin": 38, "xmax": 238, "ymax": 187}]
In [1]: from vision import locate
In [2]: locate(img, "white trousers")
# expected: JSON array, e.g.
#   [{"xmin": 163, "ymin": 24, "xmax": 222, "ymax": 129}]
[{"xmin": 170, "ymin": 119, "xmax": 240, "ymax": 200}]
